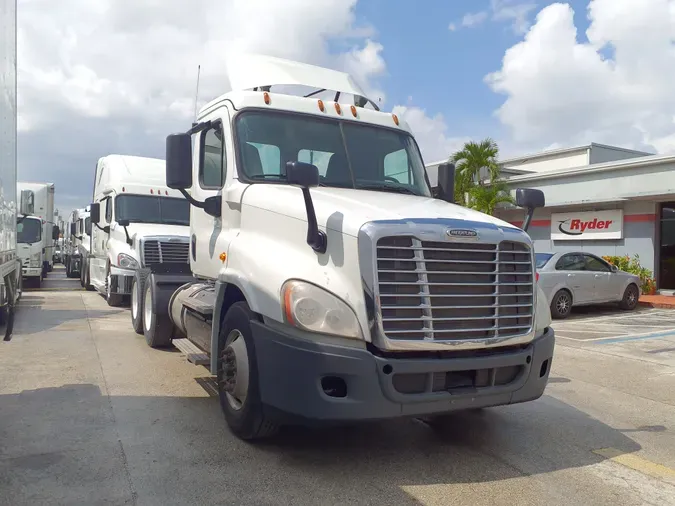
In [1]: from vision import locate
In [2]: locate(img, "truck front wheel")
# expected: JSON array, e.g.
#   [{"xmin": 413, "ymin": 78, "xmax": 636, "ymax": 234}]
[
  {"xmin": 105, "ymin": 270, "xmax": 124, "ymax": 307},
  {"xmin": 142, "ymin": 279, "xmax": 173, "ymax": 348},
  {"xmin": 131, "ymin": 270, "xmax": 149, "ymax": 335},
  {"xmin": 217, "ymin": 301, "xmax": 278, "ymax": 441}
]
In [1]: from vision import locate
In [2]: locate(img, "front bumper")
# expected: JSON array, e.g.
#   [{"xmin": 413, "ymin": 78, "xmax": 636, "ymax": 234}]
[
  {"xmin": 21, "ymin": 267, "xmax": 42, "ymax": 278},
  {"xmin": 109, "ymin": 266, "xmax": 135, "ymax": 295},
  {"xmin": 252, "ymin": 323, "xmax": 555, "ymax": 424}
]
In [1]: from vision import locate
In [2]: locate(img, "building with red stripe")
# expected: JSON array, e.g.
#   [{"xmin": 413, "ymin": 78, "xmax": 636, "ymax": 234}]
[{"xmin": 427, "ymin": 143, "xmax": 675, "ymax": 291}]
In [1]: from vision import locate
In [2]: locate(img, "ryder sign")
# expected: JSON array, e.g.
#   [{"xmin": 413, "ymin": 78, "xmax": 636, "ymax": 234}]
[{"xmin": 551, "ymin": 209, "xmax": 623, "ymax": 241}]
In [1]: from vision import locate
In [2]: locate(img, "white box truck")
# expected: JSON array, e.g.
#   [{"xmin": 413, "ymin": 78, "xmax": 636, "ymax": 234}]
[
  {"xmin": 0, "ymin": 0, "xmax": 21, "ymax": 340},
  {"xmin": 87, "ymin": 155, "xmax": 191, "ymax": 319},
  {"xmin": 17, "ymin": 182, "xmax": 58, "ymax": 282},
  {"xmin": 145, "ymin": 54, "xmax": 554, "ymax": 440}
]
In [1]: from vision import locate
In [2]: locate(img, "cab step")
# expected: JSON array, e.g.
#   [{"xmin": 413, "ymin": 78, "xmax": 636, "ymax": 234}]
[{"xmin": 173, "ymin": 338, "xmax": 209, "ymax": 366}]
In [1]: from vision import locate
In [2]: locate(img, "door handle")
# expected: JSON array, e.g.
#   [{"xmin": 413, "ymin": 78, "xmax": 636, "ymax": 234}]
[
  {"xmin": 567, "ymin": 274, "xmax": 574, "ymax": 277},
  {"xmin": 594, "ymin": 274, "xmax": 602, "ymax": 278}
]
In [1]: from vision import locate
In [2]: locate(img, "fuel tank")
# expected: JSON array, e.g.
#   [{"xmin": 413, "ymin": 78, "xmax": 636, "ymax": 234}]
[{"xmin": 168, "ymin": 281, "xmax": 216, "ymax": 353}]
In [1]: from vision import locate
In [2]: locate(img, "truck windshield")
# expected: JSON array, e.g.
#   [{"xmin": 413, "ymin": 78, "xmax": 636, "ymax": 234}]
[
  {"xmin": 115, "ymin": 195, "xmax": 190, "ymax": 225},
  {"xmin": 17, "ymin": 217, "xmax": 42, "ymax": 243},
  {"xmin": 235, "ymin": 110, "xmax": 431, "ymax": 197}
]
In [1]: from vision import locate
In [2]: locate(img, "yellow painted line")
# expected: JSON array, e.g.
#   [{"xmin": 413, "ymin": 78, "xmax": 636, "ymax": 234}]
[{"xmin": 594, "ymin": 448, "xmax": 675, "ymax": 480}]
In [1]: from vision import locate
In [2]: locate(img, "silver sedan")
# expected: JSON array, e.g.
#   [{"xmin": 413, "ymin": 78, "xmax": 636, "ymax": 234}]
[{"xmin": 535, "ymin": 251, "xmax": 641, "ymax": 319}]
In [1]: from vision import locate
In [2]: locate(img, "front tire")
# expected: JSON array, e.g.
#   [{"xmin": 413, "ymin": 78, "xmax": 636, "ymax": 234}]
[
  {"xmin": 131, "ymin": 270, "xmax": 149, "ymax": 335},
  {"xmin": 142, "ymin": 278, "xmax": 173, "ymax": 348},
  {"xmin": 217, "ymin": 301, "xmax": 278, "ymax": 441},
  {"xmin": 620, "ymin": 284, "xmax": 640, "ymax": 310},
  {"xmin": 84, "ymin": 262, "xmax": 94, "ymax": 291},
  {"xmin": 551, "ymin": 289, "xmax": 572, "ymax": 319}
]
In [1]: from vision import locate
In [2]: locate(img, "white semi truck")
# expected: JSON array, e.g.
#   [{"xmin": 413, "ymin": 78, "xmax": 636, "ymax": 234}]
[
  {"xmin": 65, "ymin": 207, "xmax": 87, "ymax": 278},
  {"xmin": 17, "ymin": 182, "xmax": 58, "ymax": 283},
  {"xmin": 87, "ymin": 155, "xmax": 191, "ymax": 317},
  {"xmin": 0, "ymin": 0, "xmax": 20, "ymax": 340},
  {"xmin": 143, "ymin": 54, "xmax": 554, "ymax": 440}
]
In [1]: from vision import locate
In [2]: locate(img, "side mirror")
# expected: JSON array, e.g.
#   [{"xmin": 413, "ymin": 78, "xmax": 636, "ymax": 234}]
[
  {"xmin": 516, "ymin": 188, "xmax": 545, "ymax": 209},
  {"xmin": 515, "ymin": 188, "xmax": 545, "ymax": 233},
  {"xmin": 70, "ymin": 223, "xmax": 76, "ymax": 236},
  {"xmin": 166, "ymin": 133, "xmax": 193, "ymax": 189},
  {"xmin": 611, "ymin": 265, "xmax": 618, "ymax": 273},
  {"xmin": 286, "ymin": 161, "xmax": 319, "ymax": 188},
  {"xmin": 52, "ymin": 226, "xmax": 60, "ymax": 240},
  {"xmin": 118, "ymin": 219, "xmax": 130, "ymax": 227},
  {"xmin": 20, "ymin": 189, "xmax": 34, "ymax": 215},
  {"xmin": 90, "ymin": 202, "xmax": 100, "ymax": 223},
  {"xmin": 285, "ymin": 161, "xmax": 326, "ymax": 254},
  {"xmin": 436, "ymin": 162, "xmax": 455, "ymax": 204}
]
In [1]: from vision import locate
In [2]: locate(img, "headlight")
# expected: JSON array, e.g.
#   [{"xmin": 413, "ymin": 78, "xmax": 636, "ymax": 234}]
[
  {"xmin": 117, "ymin": 253, "xmax": 139, "ymax": 270},
  {"xmin": 30, "ymin": 252, "xmax": 41, "ymax": 267},
  {"xmin": 281, "ymin": 280, "xmax": 362, "ymax": 339}
]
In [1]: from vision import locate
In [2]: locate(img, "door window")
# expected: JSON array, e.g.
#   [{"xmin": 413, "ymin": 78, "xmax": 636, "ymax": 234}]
[
  {"xmin": 555, "ymin": 253, "xmax": 586, "ymax": 271},
  {"xmin": 584, "ymin": 255, "xmax": 610, "ymax": 272},
  {"xmin": 104, "ymin": 197, "xmax": 112, "ymax": 223},
  {"xmin": 200, "ymin": 123, "xmax": 225, "ymax": 188}
]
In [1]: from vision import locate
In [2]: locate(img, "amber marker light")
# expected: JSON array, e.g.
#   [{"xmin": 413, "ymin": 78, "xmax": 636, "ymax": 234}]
[
  {"xmin": 318, "ymin": 99, "xmax": 325, "ymax": 112},
  {"xmin": 263, "ymin": 92, "xmax": 271, "ymax": 105}
]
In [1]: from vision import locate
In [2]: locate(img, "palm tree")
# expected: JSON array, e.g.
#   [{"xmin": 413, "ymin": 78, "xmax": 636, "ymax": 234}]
[
  {"xmin": 467, "ymin": 180, "xmax": 515, "ymax": 215},
  {"xmin": 449, "ymin": 138, "xmax": 514, "ymax": 215},
  {"xmin": 450, "ymin": 138, "xmax": 500, "ymax": 204}
]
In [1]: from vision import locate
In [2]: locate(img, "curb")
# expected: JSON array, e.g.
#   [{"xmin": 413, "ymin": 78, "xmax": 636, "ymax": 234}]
[{"xmin": 639, "ymin": 300, "xmax": 675, "ymax": 309}]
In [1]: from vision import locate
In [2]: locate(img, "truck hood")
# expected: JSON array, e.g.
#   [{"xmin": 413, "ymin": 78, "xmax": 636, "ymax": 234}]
[
  {"xmin": 242, "ymin": 185, "xmax": 521, "ymax": 237},
  {"xmin": 113, "ymin": 223, "xmax": 190, "ymax": 241}
]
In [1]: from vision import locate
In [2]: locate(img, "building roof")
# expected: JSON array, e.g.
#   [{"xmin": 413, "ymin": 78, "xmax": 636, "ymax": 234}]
[{"xmin": 499, "ymin": 142, "xmax": 653, "ymax": 166}]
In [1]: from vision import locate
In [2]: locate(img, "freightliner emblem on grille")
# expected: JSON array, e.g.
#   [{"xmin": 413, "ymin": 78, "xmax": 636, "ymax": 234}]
[{"xmin": 445, "ymin": 228, "xmax": 478, "ymax": 238}]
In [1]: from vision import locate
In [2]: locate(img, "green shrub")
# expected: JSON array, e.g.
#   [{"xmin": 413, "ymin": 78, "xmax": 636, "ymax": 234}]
[{"xmin": 602, "ymin": 254, "xmax": 655, "ymax": 295}]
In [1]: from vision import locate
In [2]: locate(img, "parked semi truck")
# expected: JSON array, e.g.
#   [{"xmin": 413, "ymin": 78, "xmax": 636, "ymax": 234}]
[
  {"xmin": 0, "ymin": 0, "xmax": 20, "ymax": 340},
  {"xmin": 63, "ymin": 209, "xmax": 79, "ymax": 276},
  {"xmin": 139, "ymin": 54, "xmax": 554, "ymax": 440},
  {"xmin": 17, "ymin": 182, "xmax": 57, "ymax": 281},
  {"xmin": 65, "ymin": 207, "xmax": 89, "ymax": 279},
  {"xmin": 87, "ymin": 155, "xmax": 191, "ymax": 316}
]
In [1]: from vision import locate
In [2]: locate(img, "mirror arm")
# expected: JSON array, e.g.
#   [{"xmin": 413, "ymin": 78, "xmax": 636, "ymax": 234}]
[
  {"xmin": 522, "ymin": 208, "xmax": 535, "ymax": 232},
  {"xmin": 122, "ymin": 226, "xmax": 132, "ymax": 247},
  {"xmin": 301, "ymin": 188, "xmax": 327, "ymax": 253},
  {"xmin": 179, "ymin": 189, "xmax": 206, "ymax": 209}
]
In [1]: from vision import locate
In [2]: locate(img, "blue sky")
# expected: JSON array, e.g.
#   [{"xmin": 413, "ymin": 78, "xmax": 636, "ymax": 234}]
[{"xmin": 353, "ymin": 0, "xmax": 593, "ymax": 147}]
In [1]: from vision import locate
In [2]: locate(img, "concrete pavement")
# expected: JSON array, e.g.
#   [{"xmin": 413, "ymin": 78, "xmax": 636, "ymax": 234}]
[{"xmin": 1, "ymin": 266, "xmax": 674, "ymax": 505}]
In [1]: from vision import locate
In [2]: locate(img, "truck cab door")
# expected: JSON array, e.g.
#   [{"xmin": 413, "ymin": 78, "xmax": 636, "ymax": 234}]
[
  {"xmin": 190, "ymin": 106, "xmax": 236, "ymax": 279},
  {"xmin": 91, "ymin": 195, "xmax": 113, "ymax": 287}
]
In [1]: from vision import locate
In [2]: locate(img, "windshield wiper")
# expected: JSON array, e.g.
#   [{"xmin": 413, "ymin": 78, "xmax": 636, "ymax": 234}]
[{"xmin": 357, "ymin": 183, "xmax": 420, "ymax": 196}]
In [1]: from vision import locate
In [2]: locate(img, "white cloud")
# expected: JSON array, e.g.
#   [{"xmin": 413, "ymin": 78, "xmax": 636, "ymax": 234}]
[
  {"xmin": 486, "ymin": 0, "xmax": 675, "ymax": 153},
  {"xmin": 462, "ymin": 11, "xmax": 489, "ymax": 28},
  {"xmin": 450, "ymin": 1, "xmax": 535, "ymax": 33},
  {"xmin": 16, "ymin": 0, "xmax": 389, "ymax": 206},
  {"xmin": 491, "ymin": 0, "xmax": 537, "ymax": 35},
  {"xmin": 392, "ymin": 105, "xmax": 470, "ymax": 163}
]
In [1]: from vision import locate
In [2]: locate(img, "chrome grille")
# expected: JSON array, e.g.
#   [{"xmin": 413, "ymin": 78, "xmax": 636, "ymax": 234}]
[
  {"xmin": 142, "ymin": 240, "xmax": 189, "ymax": 265},
  {"xmin": 376, "ymin": 236, "xmax": 533, "ymax": 341}
]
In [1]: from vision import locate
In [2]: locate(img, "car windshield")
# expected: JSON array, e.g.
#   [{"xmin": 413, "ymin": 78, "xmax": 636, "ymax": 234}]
[
  {"xmin": 115, "ymin": 195, "xmax": 190, "ymax": 226},
  {"xmin": 235, "ymin": 111, "xmax": 431, "ymax": 197},
  {"xmin": 536, "ymin": 253, "xmax": 554, "ymax": 268},
  {"xmin": 17, "ymin": 217, "xmax": 42, "ymax": 243}
]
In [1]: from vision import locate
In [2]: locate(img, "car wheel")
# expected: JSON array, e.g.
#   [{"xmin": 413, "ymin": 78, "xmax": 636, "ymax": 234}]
[
  {"xmin": 550, "ymin": 290, "xmax": 572, "ymax": 319},
  {"xmin": 619, "ymin": 284, "xmax": 640, "ymax": 310},
  {"xmin": 217, "ymin": 301, "xmax": 278, "ymax": 441}
]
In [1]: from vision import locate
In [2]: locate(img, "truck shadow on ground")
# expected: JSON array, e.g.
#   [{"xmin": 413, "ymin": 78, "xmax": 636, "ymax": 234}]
[
  {"xmin": 11, "ymin": 303, "xmax": 126, "ymax": 336},
  {"xmin": 0, "ymin": 383, "xmax": 643, "ymax": 505}
]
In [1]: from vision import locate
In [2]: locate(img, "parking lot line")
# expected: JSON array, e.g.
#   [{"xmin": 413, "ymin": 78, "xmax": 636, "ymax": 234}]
[
  {"xmin": 594, "ymin": 329, "xmax": 675, "ymax": 345},
  {"xmin": 593, "ymin": 448, "xmax": 675, "ymax": 481}
]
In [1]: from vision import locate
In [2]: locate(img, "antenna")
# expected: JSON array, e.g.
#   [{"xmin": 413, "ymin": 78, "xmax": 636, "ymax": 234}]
[{"xmin": 193, "ymin": 65, "xmax": 201, "ymax": 122}]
